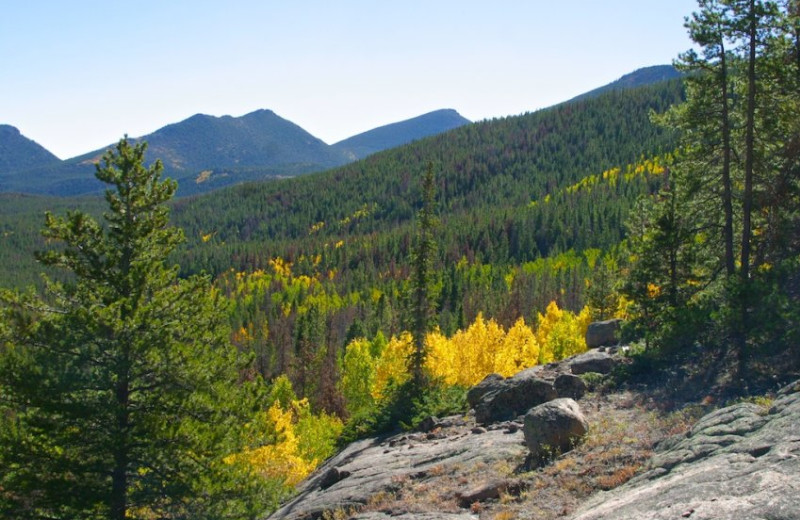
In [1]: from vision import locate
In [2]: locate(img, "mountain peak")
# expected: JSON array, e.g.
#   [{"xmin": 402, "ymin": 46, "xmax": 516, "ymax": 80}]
[
  {"xmin": 0, "ymin": 125, "xmax": 61, "ymax": 174},
  {"xmin": 569, "ymin": 64, "xmax": 681, "ymax": 103},
  {"xmin": 333, "ymin": 109, "xmax": 471, "ymax": 160}
]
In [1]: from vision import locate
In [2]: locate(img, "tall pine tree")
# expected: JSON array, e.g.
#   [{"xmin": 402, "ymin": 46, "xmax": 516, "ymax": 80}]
[{"xmin": 0, "ymin": 138, "xmax": 268, "ymax": 519}]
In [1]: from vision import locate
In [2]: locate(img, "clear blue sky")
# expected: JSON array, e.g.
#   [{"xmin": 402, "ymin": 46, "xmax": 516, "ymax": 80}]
[{"xmin": 1, "ymin": 1, "xmax": 699, "ymax": 159}]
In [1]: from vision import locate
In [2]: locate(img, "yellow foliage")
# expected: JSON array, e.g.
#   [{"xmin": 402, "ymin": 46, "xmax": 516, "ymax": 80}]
[
  {"xmin": 426, "ymin": 315, "xmax": 540, "ymax": 386},
  {"xmin": 269, "ymin": 257, "xmax": 293, "ymax": 277},
  {"xmin": 364, "ymin": 302, "xmax": 591, "ymax": 393},
  {"xmin": 536, "ymin": 301, "xmax": 587, "ymax": 363},
  {"xmin": 237, "ymin": 398, "xmax": 343, "ymax": 488},
  {"xmin": 372, "ymin": 332, "xmax": 412, "ymax": 399},
  {"xmin": 239, "ymin": 402, "xmax": 316, "ymax": 487},
  {"xmin": 309, "ymin": 221, "xmax": 325, "ymax": 234}
]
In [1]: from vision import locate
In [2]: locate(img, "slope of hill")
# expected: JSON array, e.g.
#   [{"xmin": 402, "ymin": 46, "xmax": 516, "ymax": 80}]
[
  {"xmin": 569, "ymin": 65, "xmax": 680, "ymax": 103},
  {"xmin": 0, "ymin": 125, "xmax": 61, "ymax": 180},
  {"xmin": 172, "ymin": 79, "xmax": 683, "ymax": 274},
  {"xmin": 332, "ymin": 109, "xmax": 471, "ymax": 160},
  {"xmin": 0, "ymin": 78, "xmax": 684, "ymax": 315}
]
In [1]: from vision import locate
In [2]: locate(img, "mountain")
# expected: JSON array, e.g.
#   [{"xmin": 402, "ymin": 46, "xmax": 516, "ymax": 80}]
[
  {"xmin": 0, "ymin": 125, "xmax": 60, "ymax": 182},
  {"xmin": 332, "ymin": 109, "xmax": 470, "ymax": 160},
  {"xmin": 0, "ymin": 109, "xmax": 471, "ymax": 197},
  {"xmin": 169, "ymin": 78, "xmax": 684, "ymax": 279},
  {"xmin": 569, "ymin": 65, "xmax": 681, "ymax": 103},
  {"xmin": 4, "ymin": 109, "xmax": 354, "ymax": 197},
  {"xmin": 0, "ymin": 65, "xmax": 676, "ymax": 198},
  {"xmin": 0, "ymin": 72, "xmax": 685, "ymax": 290}
]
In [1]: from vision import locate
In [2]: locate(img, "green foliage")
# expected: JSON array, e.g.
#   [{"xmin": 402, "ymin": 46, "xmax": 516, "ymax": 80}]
[
  {"xmin": 623, "ymin": 0, "xmax": 800, "ymax": 376},
  {"xmin": 338, "ymin": 378, "xmax": 467, "ymax": 445},
  {"xmin": 0, "ymin": 138, "xmax": 269, "ymax": 519},
  {"xmin": 408, "ymin": 162, "xmax": 438, "ymax": 390}
]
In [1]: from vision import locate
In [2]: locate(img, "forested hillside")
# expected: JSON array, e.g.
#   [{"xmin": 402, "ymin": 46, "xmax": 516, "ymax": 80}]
[
  {"xmin": 2, "ymin": 1, "xmax": 798, "ymax": 511},
  {"xmin": 0, "ymin": 80, "xmax": 685, "ymax": 385},
  {"xmin": 174, "ymin": 80, "xmax": 682, "ymax": 274}
]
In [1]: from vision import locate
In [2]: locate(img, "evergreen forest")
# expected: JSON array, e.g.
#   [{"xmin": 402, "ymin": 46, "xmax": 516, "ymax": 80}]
[{"xmin": 0, "ymin": 1, "xmax": 799, "ymax": 518}]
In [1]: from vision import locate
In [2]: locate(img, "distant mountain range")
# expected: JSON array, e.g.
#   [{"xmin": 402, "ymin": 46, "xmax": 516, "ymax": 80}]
[
  {"xmin": 0, "ymin": 109, "xmax": 472, "ymax": 197},
  {"xmin": 0, "ymin": 65, "xmax": 678, "ymax": 198}
]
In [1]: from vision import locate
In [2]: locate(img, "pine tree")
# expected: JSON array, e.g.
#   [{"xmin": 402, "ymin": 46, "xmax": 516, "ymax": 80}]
[
  {"xmin": 0, "ymin": 138, "xmax": 267, "ymax": 519},
  {"xmin": 408, "ymin": 162, "xmax": 438, "ymax": 391}
]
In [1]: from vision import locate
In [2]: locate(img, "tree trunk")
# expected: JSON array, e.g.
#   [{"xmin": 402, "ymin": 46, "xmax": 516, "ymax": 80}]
[
  {"xmin": 738, "ymin": 0, "xmax": 759, "ymax": 381},
  {"xmin": 111, "ymin": 375, "xmax": 129, "ymax": 520},
  {"xmin": 720, "ymin": 43, "xmax": 736, "ymax": 277}
]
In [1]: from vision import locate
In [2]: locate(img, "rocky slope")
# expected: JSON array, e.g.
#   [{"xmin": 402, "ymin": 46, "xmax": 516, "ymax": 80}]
[
  {"xmin": 572, "ymin": 381, "xmax": 800, "ymax": 520},
  {"xmin": 264, "ymin": 348, "xmax": 800, "ymax": 520}
]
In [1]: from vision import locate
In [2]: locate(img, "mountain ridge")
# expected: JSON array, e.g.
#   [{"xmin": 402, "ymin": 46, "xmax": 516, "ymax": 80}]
[
  {"xmin": 568, "ymin": 65, "xmax": 681, "ymax": 103},
  {"xmin": 0, "ymin": 64, "xmax": 676, "ymax": 197},
  {"xmin": 332, "ymin": 109, "xmax": 471, "ymax": 160}
]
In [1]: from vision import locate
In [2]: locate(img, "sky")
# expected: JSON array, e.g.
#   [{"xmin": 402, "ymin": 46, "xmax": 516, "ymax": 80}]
[{"xmin": 1, "ymin": 1, "xmax": 700, "ymax": 160}]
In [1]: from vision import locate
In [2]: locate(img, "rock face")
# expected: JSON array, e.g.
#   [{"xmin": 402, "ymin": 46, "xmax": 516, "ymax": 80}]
[
  {"xmin": 264, "ymin": 416, "xmax": 527, "ymax": 520},
  {"xmin": 570, "ymin": 381, "xmax": 800, "ymax": 520},
  {"xmin": 522, "ymin": 398, "xmax": 589, "ymax": 459},
  {"xmin": 585, "ymin": 319, "xmax": 622, "ymax": 348},
  {"xmin": 472, "ymin": 370, "xmax": 557, "ymax": 424}
]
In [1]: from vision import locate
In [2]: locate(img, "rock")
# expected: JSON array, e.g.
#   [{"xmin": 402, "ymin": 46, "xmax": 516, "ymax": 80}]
[
  {"xmin": 523, "ymin": 398, "xmax": 589, "ymax": 459},
  {"xmin": 570, "ymin": 350, "xmax": 617, "ymax": 375},
  {"xmin": 466, "ymin": 373, "xmax": 504, "ymax": 409},
  {"xmin": 319, "ymin": 467, "xmax": 351, "ymax": 490},
  {"xmin": 554, "ymin": 373, "xmax": 587, "ymax": 400},
  {"xmin": 455, "ymin": 478, "xmax": 528, "ymax": 508},
  {"xmin": 472, "ymin": 370, "xmax": 557, "ymax": 424},
  {"xmin": 417, "ymin": 416, "xmax": 440, "ymax": 433},
  {"xmin": 585, "ymin": 319, "xmax": 622, "ymax": 348},
  {"xmin": 353, "ymin": 513, "xmax": 478, "ymax": 519},
  {"xmin": 570, "ymin": 380, "xmax": 800, "ymax": 520},
  {"xmin": 265, "ymin": 415, "xmax": 527, "ymax": 520}
]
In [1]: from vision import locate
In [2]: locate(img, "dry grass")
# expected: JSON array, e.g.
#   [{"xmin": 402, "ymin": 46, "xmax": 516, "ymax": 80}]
[
  {"xmin": 476, "ymin": 390, "xmax": 704, "ymax": 520},
  {"xmin": 329, "ymin": 389, "xmax": 707, "ymax": 520}
]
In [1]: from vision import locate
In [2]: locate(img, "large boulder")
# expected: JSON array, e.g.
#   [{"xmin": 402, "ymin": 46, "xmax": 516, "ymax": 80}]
[
  {"xmin": 472, "ymin": 370, "xmax": 557, "ymax": 424},
  {"xmin": 570, "ymin": 350, "xmax": 617, "ymax": 375},
  {"xmin": 466, "ymin": 373, "xmax": 504, "ymax": 409},
  {"xmin": 554, "ymin": 373, "xmax": 587, "ymax": 400},
  {"xmin": 585, "ymin": 319, "xmax": 622, "ymax": 348},
  {"xmin": 522, "ymin": 398, "xmax": 589, "ymax": 459}
]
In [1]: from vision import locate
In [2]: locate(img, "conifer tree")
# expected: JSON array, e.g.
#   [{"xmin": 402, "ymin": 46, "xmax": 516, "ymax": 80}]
[
  {"xmin": 409, "ymin": 162, "xmax": 438, "ymax": 390},
  {"xmin": 0, "ymin": 138, "xmax": 266, "ymax": 519}
]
